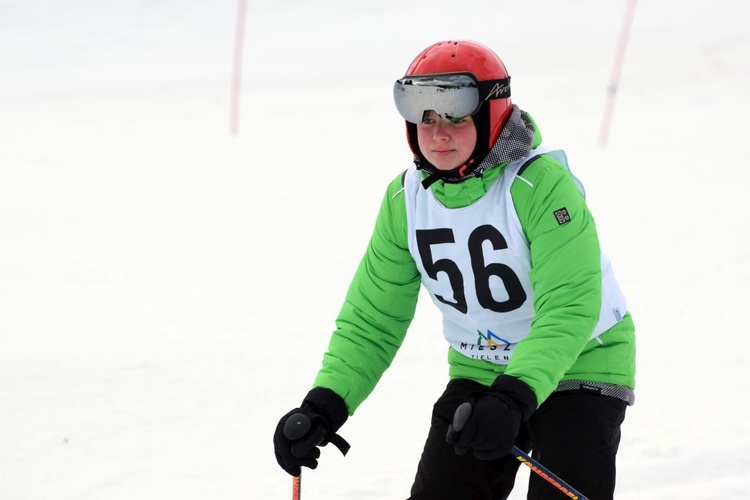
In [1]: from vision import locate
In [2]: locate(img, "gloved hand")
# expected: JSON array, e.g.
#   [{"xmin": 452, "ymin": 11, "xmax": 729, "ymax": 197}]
[
  {"xmin": 446, "ymin": 375, "xmax": 537, "ymax": 460},
  {"xmin": 273, "ymin": 387, "xmax": 349, "ymax": 476}
]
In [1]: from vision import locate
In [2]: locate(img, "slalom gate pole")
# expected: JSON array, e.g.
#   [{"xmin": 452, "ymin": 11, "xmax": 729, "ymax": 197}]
[
  {"xmin": 230, "ymin": 0, "xmax": 248, "ymax": 136},
  {"xmin": 598, "ymin": 0, "xmax": 638, "ymax": 145},
  {"xmin": 512, "ymin": 446, "xmax": 589, "ymax": 500}
]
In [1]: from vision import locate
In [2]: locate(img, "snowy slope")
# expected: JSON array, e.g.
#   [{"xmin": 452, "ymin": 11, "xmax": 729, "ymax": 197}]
[{"xmin": 1, "ymin": 0, "xmax": 749, "ymax": 498}]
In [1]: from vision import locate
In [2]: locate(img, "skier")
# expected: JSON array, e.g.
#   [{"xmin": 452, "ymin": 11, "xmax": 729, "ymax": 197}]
[{"xmin": 273, "ymin": 40, "xmax": 636, "ymax": 500}]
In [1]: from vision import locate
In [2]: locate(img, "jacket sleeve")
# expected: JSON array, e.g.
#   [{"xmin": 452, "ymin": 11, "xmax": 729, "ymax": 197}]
[
  {"xmin": 312, "ymin": 174, "xmax": 422, "ymax": 414},
  {"xmin": 504, "ymin": 155, "xmax": 603, "ymax": 404}
]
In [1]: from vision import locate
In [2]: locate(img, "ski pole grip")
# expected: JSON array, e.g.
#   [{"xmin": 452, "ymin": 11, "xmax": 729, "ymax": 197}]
[
  {"xmin": 283, "ymin": 413, "xmax": 312, "ymax": 441},
  {"xmin": 452, "ymin": 402, "xmax": 473, "ymax": 432},
  {"xmin": 283, "ymin": 412, "xmax": 351, "ymax": 456},
  {"xmin": 446, "ymin": 402, "xmax": 473, "ymax": 443}
]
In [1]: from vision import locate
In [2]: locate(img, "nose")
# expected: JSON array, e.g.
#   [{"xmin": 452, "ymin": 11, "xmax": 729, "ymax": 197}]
[{"xmin": 432, "ymin": 119, "xmax": 451, "ymax": 140}]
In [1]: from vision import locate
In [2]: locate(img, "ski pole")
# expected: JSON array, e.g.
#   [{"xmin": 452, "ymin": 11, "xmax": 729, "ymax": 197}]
[
  {"xmin": 283, "ymin": 415, "xmax": 310, "ymax": 499},
  {"xmin": 292, "ymin": 475, "xmax": 301, "ymax": 500},
  {"xmin": 283, "ymin": 413, "xmax": 351, "ymax": 499},
  {"xmin": 450, "ymin": 402, "xmax": 589, "ymax": 500},
  {"xmin": 511, "ymin": 446, "xmax": 588, "ymax": 500}
]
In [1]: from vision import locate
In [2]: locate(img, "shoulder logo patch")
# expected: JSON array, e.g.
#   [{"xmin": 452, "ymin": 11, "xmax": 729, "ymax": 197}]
[{"xmin": 553, "ymin": 207, "xmax": 571, "ymax": 225}]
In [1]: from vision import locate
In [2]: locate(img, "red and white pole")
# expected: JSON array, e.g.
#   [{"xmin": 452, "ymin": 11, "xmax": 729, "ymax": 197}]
[
  {"xmin": 230, "ymin": 0, "xmax": 249, "ymax": 136},
  {"xmin": 599, "ymin": 0, "xmax": 637, "ymax": 146}
]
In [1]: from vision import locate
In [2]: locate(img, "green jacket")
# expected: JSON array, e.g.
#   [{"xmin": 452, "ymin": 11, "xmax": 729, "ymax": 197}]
[{"xmin": 313, "ymin": 117, "xmax": 636, "ymax": 413}]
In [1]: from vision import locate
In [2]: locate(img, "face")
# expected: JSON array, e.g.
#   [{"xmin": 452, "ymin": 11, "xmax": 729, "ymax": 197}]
[{"xmin": 416, "ymin": 111, "xmax": 477, "ymax": 171}]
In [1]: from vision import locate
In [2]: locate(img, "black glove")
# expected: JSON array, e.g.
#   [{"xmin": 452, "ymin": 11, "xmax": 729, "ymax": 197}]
[
  {"xmin": 273, "ymin": 387, "xmax": 350, "ymax": 476},
  {"xmin": 446, "ymin": 375, "xmax": 537, "ymax": 460}
]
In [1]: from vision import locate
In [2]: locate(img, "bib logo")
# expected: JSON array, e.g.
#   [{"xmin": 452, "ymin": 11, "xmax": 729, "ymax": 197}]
[
  {"xmin": 476, "ymin": 329, "xmax": 511, "ymax": 349},
  {"xmin": 459, "ymin": 330, "xmax": 513, "ymax": 362}
]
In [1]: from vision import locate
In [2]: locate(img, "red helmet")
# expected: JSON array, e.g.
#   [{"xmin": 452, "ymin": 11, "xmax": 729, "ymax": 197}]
[{"xmin": 397, "ymin": 40, "xmax": 513, "ymax": 183}]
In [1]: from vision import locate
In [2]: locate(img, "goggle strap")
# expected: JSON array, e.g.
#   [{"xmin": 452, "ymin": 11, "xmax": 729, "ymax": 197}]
[{"xmin": 478, "ymin": 77, "xmax": 511, "ymax": 102}]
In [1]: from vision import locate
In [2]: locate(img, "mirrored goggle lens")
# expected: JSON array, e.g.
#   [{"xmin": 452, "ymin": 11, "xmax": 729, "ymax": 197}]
[{"xmin": 393, "ymin": 74, "xmax": 480, "ymax": 124}]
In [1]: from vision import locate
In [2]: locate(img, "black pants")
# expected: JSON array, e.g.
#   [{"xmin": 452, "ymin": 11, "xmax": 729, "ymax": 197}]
[{"xmin": 408, "ymin": 379, "xmax": 627, "ymax": 500}]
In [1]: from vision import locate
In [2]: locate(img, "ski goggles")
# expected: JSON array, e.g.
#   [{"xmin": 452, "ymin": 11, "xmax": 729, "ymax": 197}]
[{"xmin": 393, "ymin": 73, "xmax": 511, "ymax": 124}]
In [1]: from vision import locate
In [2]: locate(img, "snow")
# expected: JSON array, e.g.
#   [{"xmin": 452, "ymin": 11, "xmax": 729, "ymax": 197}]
[{"xmin": 1, "ymin": 0, "xmax": 748, "ymax": 498}]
